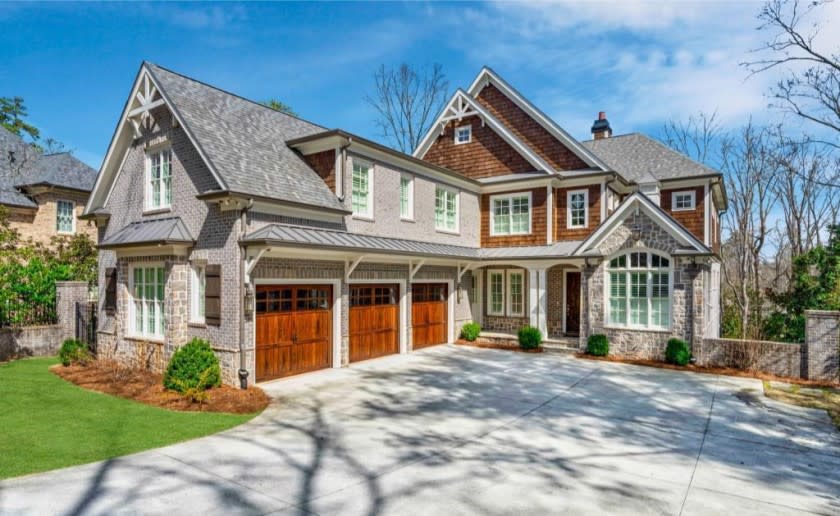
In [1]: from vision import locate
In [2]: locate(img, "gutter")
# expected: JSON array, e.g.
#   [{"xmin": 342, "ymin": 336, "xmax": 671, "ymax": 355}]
[{"xmin": 238, "ymin": 199, "xmax": 254, "ymax": 389}]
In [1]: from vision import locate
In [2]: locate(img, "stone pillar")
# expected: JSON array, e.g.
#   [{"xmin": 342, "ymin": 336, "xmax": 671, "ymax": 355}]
[
  {"xmin": 805, "ymin": 310, "xmax": 840, "ymax": 382},
  {"xmin": 165, "ymin": 259, "xmax": 190, "ymax": 355},
  {"xmin": 55, "ymin": 281, "xmax": 89, "ymax": 342},
  {"xmin": 580, "ymin": 263, "xmax": 598, "ymax": 349}
]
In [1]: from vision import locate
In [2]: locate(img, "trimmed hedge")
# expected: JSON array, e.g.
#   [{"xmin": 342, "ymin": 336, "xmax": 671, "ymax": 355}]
[
  {"xmin": 58, "ymin": 338, "xmax": 90, "ymax": 366},
  {"xmin": 460, "ymin": 322, "xmax": 481, "ymax": 342},
  {"xmin": 587, "ymin": 334, "xmax": 609, "ymax": 356},
  {"xmin": 518, "ymin": 326, "xmax": 542, "ymax": 349},
  {"xmin": 163, "ymin": 338, "xmax": 222, "ymax": 393},
  {"xmin": 665, "ymin": 338, "xmax": 691, "ymax": 366}
]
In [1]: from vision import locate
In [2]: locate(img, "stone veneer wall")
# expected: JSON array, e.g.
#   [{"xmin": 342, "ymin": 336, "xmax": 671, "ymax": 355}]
[
  {"xmin": 580, "ymin": 209, "xmax": 707, "ymax": 360},
  {"xmin": 0, "ymin": 325, "xmax": 63, "ymax": 361}
]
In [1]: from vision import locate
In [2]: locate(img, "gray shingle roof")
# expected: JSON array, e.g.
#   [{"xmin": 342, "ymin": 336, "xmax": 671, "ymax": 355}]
[
  {"xmin": 0, "ymin": 127, "xmax": 98, "ymax": 209},
  {"xmin": 99, "ymin": 216, "xmax": 194, "ymax": 249},
  {"xmin": 581, "ymin": 133, "xmax": 720, "ymax": 182},
  {"xmin": 244, "ymin": 223, "xmax": 582, "ymax": 260},
  {"xmin": 146, "ymin": 63, "xmax": 345, "ymax": 212}
]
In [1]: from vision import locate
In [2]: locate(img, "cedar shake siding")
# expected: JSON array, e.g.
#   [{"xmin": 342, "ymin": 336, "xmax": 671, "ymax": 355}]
[
  {"xmin": 481, "ymin": 188, "xmax": 547, "ymax": 247},
  {"xmin": 555, "ymin": 185, "xmax": 602, "ymax": 241},
  {"xmin": 303, "ymin": 149, "xmax": 336, "ymax": 192},
  {"xmin": 475, "ymin": 84, "xmax": 589, "ymax": 171},
  {"xmin": 422, "ymin": 116, "xmax": 535, "ymax": 179},
  {"xmin": 661, "ymin": 186, "xmax": 705, "ymax": 243}
]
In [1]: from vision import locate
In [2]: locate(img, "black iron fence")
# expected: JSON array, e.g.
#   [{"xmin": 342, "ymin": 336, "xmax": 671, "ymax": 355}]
[
  {"xmin": 0, "ymin": 300, "xmax": 58, "ymax": 328},
  {"xmin": 75, "ymin": 301, "xmax": 97, "ymax": 351}
]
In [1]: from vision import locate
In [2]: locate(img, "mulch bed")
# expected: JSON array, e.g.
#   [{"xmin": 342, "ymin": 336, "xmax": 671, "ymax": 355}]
[
  {"xmin": 455, "ymin": 339, "xmax": 543, "ymax": 353},
  {"xmin": 576, "ymin": 353, "xmax": 840, "ymax": 388},
  {"xmin": 51, "ymin": 360, "xmax": 270, "ymax": 414}
]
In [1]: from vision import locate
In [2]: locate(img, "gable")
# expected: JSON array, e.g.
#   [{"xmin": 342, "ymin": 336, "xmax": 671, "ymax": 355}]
[{"xmin": 475, "ymin": 84, "xmax": 589, "ymax": 171}]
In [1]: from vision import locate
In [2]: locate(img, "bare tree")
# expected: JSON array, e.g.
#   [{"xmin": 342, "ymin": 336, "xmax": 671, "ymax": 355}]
[
  {"xmin": 366, "ymin": 63, "xmax": 449, "ymax": 153},
  {"xmin": 661, "ymin": 112, "xmax": 721, "ymax": 165},
  {"xmin": 745, "ymin": 0, "xmax": 840, "ymax": 147}
]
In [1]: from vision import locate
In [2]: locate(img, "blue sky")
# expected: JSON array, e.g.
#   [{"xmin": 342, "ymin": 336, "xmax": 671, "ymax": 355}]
[{"xmin": 1, "ymin": 1, "xmax": 838, "ymax": 169}]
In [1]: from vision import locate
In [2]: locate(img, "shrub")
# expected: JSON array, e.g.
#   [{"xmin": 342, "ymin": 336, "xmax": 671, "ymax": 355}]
[
  {"xmin": 665, "ymin": 338, "xmax": 691, "ymax": 366},
  {"xmin": 587, "ymin": 334, "xmax": 609, "ymax": 356},
  {"xmin": 517, "ymin": 326, "xmax": 542, "ymax": 349},
  {"xmin": 58, "ymin": 338, "xmax": 90, "ymax": 366},
  {"xmin": 163, "ymin": 338, "xmax": 221, "ymax": 393},
  {"xmin": 460, "ymin": 322, "xmax": 481, "ymax": 342}
]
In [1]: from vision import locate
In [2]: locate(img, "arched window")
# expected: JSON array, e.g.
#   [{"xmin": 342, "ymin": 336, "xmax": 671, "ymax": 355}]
[{"xmin": 606, "ymin": 251, "xmax": 670, "ymax": 329}]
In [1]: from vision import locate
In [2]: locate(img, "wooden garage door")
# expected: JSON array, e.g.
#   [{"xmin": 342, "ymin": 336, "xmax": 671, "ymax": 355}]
[
  {"xmin": 349, "ymin": 284, "xmax": 399, "ymax": 363},
  {"xmin": 412, "ymin": 283, "xmax": 448, "ymax": 349},
  {"xmin": 255, "ymin": 285, "xmax": 332, "ymax": 382}
]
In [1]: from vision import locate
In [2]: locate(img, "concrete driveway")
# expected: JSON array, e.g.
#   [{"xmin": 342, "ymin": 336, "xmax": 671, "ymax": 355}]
[{"xmin": 1, "ymin": 345, "xmax": 839, "ymax": 515}]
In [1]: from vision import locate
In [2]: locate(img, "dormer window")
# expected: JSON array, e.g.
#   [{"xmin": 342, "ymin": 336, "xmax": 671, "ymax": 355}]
[
  {"xmin": 672, "ymin": 191, "xmax": 696, "ymax": 211},
  {"xmin": 454, "ymin": 125, "xmax": 472, "ymax": 145},
  {"xmin": 146, "ymin": 148, "xmax": 172, "ymax": 211}
]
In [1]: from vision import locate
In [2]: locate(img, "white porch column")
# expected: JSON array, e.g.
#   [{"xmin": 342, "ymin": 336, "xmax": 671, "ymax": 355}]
[{"xmin": 528, "ymin": 267, "xmax": 548, "ymax": 337}]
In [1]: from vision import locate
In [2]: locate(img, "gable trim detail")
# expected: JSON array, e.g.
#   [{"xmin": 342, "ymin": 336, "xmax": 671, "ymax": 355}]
[{"xmin": 572, "ymin": 192, "xmax": 711, "ymax": 256}]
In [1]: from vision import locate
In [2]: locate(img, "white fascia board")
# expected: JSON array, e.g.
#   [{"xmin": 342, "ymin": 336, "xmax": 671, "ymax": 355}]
[
  {"xmin": 467, "ymin": 66, "xmax": 609, "ymax": 171},
  {"xmin": 480, "ymin": 177, "xmax": 554, "ymax": 194}
]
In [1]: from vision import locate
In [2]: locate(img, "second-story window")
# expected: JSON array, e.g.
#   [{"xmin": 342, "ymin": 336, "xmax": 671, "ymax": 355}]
[
  {"xmin": 435, "ymin": 186, "xmax": 458, "ymax": 232},
  {"xmin": 400, "ymin": 175, "xmax": 413, "ymax": 219},
  {"xmin": 491, "ymin": 193, "xmax": 531, "ymax": 236},
  {"xmin": 351, "ymin": 161, "xmax": 373, "ymax": 218},
  {"xmin": 567, "ymin": 189, "xmax": 588, "ymax": 228},
  {"xmin": 672, "ymin": 191, "xmax": 696, "ymax": 211},
  {"xmin": 147, "ymin": 148, "xmax": 172, "ymax": 211},
  {"xmin": 56, "ymin": 200, "xmax": 75, "ymax": 234},
  {"xmin": 454, "ymin": 125, "xmax": 471, "ymax": 145}
]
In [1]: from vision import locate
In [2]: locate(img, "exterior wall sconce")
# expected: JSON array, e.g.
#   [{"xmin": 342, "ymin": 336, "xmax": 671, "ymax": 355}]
[
  {"xmin": 244, "ymin": 284, "xmax": 255, "ymax": 316},
  {"xmin": 631, "ymin": 226, "xmax": 642, "ymax": 242}
]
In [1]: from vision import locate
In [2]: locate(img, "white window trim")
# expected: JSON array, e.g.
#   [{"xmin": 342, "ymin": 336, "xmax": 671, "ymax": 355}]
[
  {"xmin": 128, "ymin": 262, "xmax": 166, "ymax": 341},
  {"xmin": 56, "ymin": 199, "xmax": 76, "ymax": 235},
  {"xmin": 144, "ymin": 147, "xmax": 172, "ymax": 213},
  {"xmin": 506, "ymin": 270, "xmax": 525, "ymax": 317},
  {"xmin": 190, "ymin": 261, "xmax": 206, "ymax": 324},
  {"xmin": 566, "ymin": 189, "xmax": 589, "ymax": 229},
  {"xmin": 489, "ymin": 192, "xmax": 532, "ymax": 236},
  {"xmin": 671, "ymin": 190, "xmax": 696, "ymax": 211},
  {"xmin": 351, "ymin": 159, "xmax": 374, "ymax": 220},
  {"xmin": 604, "ymin": 250, "xmax": 672, "ymax": 331},
  {"xmin": 454, "ymin": 125, "xmax": 472, "ymax": 145},
  {"xmin": 399, "ymin": 174, "xmax": 414, "ymax": 221},
  {"xmin": 435, "ymin": 185, "xmax": 460, "ymax": 234},
  {"xmin": 487, "ymin": 269, "xmax": 506, "ymax": 316}
]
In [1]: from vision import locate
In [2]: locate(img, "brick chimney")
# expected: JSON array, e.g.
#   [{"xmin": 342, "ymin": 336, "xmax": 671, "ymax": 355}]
[{"xmin": 591, "ymin": 111, "xmax": 612, "ymax": 140}]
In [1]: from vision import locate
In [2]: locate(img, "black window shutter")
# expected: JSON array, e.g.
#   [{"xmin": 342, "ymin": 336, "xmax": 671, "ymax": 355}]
[
  {"xmin": 205, "ymin": 264, "xmax": 222, "ymax": 326},
  {"xmin": 104, "ymin": 267, "xmax": 117, "ymax": 315}
]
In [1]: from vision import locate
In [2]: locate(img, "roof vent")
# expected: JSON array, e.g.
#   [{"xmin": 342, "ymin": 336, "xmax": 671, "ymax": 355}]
[{"xmin": 591, "ymin": 111, "xmax": 612, "ymax": 140}]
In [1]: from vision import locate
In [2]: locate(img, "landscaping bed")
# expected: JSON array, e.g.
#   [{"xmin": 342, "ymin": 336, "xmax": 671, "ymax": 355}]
[
  {"xmin": 455, "ymin": 339, "xmax": 544, "ymax": 353},
  {"xmin": 52, "ymin": 359, "xmax": 269, "ymax": 414},
  {"xmin": 763, "ymin": 380, "xmax": 840, "ymax": 429},
  {"xmin": 576, "ymin": 353, "xmax": 840, "ymax": 388}
]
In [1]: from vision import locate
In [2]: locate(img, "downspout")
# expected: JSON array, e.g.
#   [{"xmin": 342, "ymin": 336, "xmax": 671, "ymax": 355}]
[
  {"xmin": 238, "ymin": 198, "xmax": 254, "ymax": 389},
  {"xmin": 337, "ymin": 137, "xmax": 352, "ymax": 202}
]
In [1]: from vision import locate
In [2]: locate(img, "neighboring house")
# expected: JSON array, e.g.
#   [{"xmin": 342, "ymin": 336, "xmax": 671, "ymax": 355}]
[
  {"xmin": 0, "ymin": 128, "xmax": 98, "ymax": 244},
  {"xmin": 83, "ymin": 63, "xmax": 725, "ymax": 387}
]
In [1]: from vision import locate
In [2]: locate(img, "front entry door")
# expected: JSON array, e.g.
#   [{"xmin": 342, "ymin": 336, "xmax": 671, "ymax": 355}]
[{"xmin": 565, "ymin": 272, "xmax": 581, "ymax": 335}]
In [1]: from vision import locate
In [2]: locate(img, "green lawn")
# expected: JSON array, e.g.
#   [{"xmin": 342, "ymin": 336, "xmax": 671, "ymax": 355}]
[{"xmin": 0, "ymin": 357, "xmax": 259, "ymax": 479}]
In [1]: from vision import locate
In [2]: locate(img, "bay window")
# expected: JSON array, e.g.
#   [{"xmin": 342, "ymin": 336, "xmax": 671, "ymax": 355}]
[
  {"xmin": 435, "ymin": 186, "xmax": 458, "ymax": 232},
  {"xmin": 146, "ymin": 148, "xmax": 172, "ymax": 210},
  {"xmin": 491, "ymin": 193, "xmax": 531, "ymax": 236},
  {"xmin": 606, "ymin": 251, "xmax": 670, "ymax": 329},
  {"xmin": 129, "ymin": 264, "xmax": 165, "ymax": 339}
]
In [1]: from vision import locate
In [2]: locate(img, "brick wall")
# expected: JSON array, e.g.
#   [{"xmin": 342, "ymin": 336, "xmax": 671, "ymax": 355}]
[
  {"xmin": 696, "ymin": 338, "xmax": 804, "ymax": 378},
  {"xmin": 480, "ymin": 188, "xmax": 547, "ymax": 247},
  {"xmin": 805, "ymin": 310, "xmax": 840, "ymax": 382},
  {"xmin": 555, "ymin": 185, "xmax": 602, "ymax": 241},
  {"xmin": 475, "ymin": 84, "xmax": 588, "ymax": 171},
  {"xmin": 6, "ymin": 189, "xmax": 97, "ymax": 245},
  {"xmin": 661, "ymin": 187, "xmax": 705, "ymax": 243},
  {"xmin": 0, "ymin": 325, "xmax": 63, "ymax": 361}
]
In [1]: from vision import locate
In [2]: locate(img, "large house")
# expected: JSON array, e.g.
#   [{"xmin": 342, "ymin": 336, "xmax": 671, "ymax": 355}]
[
  {"xmin": 0, "ymin": 128, "xmax": 98, "ymax": 244},
  {"xmin": 83, "ymin": 63, "xmax": 725, "ymax": 386}
]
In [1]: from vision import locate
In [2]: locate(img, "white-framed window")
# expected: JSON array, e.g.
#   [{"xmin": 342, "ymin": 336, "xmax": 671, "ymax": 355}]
[
  {"xmin": 190, "ymin": 263, "xmax": 206, "ymax": 324},
  {"xmin": 490, "ymin": 192, "xmax": 531, "ymax": 236},
  {"xmin": 399, "ymin": 174, "xmax": 414, "ymax": 220},
  {"xmin": 507, "ymin": 270, "xmax": 525, "ymax": 316},
  {"xmin": 129, "ymin": 264, "xmax": 165, "ymax": 339},
  {"xmin": 487, "ymin": 270, "xmax": 505, "ymax": 316},
  {"xmin": 146, "ymin": 148, "xmax": 172, "ymax": 211},
  {"xmin": 606, "ymin": 251, "xmax": 670, "ymax": 330},
  {"xmin": 351, "ymin": 160, "xmax": 373, "ymax": 218},
  {"xmin": 56, "ymin": 200, "xmax": 75, "ymax": 234},
  {"xmin": 672, "ymin": 191, "xmax": 696, "ymax": 211},
  {"xmin": 567, "ymin": 189, "xmax": 588, "ymax": 228},
  {"xmin": 435, "ymin": 186, "xmax": 458, "ymax": 232},
  {"xmin": 454, "ymin": 125, "xmax": 472, "ymax": 145}
]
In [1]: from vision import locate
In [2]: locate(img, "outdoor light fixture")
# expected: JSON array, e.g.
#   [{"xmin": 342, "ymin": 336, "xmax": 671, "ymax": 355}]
[
  {"xmin": 244, "ymin": 284, "xmax": 254, "ymax": 316},
  {"xmin": 631, "ymin": 226, "xmax": 642, "ymax": 242}
]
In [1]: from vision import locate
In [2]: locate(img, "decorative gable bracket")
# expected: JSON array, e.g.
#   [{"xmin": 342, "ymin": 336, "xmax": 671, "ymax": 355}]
[
  {"xmin": 127, "ymin": 73, "xmax": 169, "ymax": 138},
  {"xmin": 437, "ymin": 93, "xmax": 485, "ymax": 135}
]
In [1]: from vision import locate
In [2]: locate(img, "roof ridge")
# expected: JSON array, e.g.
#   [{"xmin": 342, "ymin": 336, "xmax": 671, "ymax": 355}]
[
  {"xmin": 580, "ymin": 132, "xmax": 642, "ymax": 143},
  {"xmin": 144, "ymin": 61, "xmax": 328, "ymax": 131}
]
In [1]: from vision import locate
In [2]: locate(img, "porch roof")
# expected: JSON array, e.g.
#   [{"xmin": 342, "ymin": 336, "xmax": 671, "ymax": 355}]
[
  {"xmin": 99, "ymin": 216, "xmax": 195, "ymax": 249},
  {"xmin": 242, "ymin": 223, "xmax": 583, "ymax": 261}
]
